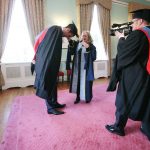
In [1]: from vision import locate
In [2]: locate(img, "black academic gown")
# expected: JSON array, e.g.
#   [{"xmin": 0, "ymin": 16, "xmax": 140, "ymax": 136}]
[
  {"xmin": 66, "ymin": 41, "xmax": 96, "ymax": 101},
  {"xmin": 34, "ymin": 26, "xmax": 62, "ymax": 100},
  {"xmin": 108, "ymin": 26, "xmax": 150, "ymax": 122}
]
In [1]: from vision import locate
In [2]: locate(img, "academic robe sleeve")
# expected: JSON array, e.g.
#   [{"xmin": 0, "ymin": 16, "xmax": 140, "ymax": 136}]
[
  {"xmin": 66, "ymin": 40, "xmax": 78, "ymax": 70},
  {"xmin": 117, "ymin": 30, "xmax": 148, "ymax": 71},
  {"xmin": 84, "ymin": 44, "xmax": 96, "ymax": 70},
  {"xmin": 84, "ymin": 44, "xmax": 97, "ymax": 81}
]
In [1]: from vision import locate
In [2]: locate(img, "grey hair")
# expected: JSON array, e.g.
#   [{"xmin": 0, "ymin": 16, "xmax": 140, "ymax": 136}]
[{"xmin": 80, "ymin": 31, "xmax": 93, "ymax": 43}]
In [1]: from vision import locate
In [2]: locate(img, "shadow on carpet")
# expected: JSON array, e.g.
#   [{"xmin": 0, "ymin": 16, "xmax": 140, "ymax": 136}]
[{"xmin": 0, "ymin": 84, "xmax": 150, "ymax": 150}]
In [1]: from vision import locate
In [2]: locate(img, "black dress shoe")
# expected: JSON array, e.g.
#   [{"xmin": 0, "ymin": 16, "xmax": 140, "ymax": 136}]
[
  {"xmin": 140, "ymin": 127, "xmax": 150, "ymax": 141},
  {"xmin": 47, "ymin": 108, "xmax": 64, "ymax": 115},
  {"xmin": 86, "ymin": 100, "xmax": 91, "ymax": 103},
  {"xmin": 53, "ymin": 103, "xmax": 66, "ymax": 108},
  {"xmin": 74, "ymin": 98, "xmax": 80, "ymax": 104},
  {"xmin": 105, "ymin": 124, "xmax": 125, "ymax": 136}
]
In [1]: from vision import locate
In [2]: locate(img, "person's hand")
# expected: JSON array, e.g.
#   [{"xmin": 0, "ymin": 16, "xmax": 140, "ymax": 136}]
[
  {"xmin": 82, "ymin": 41, "xmax": 89, "ymax": 48},
  {"xmin": 31, "ymin": 60, "xmax": 35, "ymax": 75},
  {"xmin": 115, "ymin": 31, "xmax": 125, "ymax": 39}
]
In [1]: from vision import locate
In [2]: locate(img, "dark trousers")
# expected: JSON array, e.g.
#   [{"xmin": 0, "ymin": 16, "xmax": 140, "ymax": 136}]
[
  {"xmin": 76, "ymin": 50, "xmax": 81, "ymax": 99},
  {"xmin": 115, "ymin": 110, "xmax": 150, "ymax": 136},
  {"xmin": 76, "ymin": 75, "xmax": 80, "ymax": 99},
  {"xmin": 45, "ymin": 84, "xmax": 57, "ymax": 110},
  {"xmin": 115, "ymin": 110, "xmax": 128, "ymax": 128},
  {"xmin": 141, "ymin": 122, "xmax": 150, "ymax": 136}
]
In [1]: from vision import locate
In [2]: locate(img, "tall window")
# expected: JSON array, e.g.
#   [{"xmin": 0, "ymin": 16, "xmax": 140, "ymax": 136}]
[
  {"xmin": 90, "ymin": 5, "xmax": 107, "ymax": 60},
  {"xmin": 1, "ymin": 0, "xmax": 34, "ymax": 63}
]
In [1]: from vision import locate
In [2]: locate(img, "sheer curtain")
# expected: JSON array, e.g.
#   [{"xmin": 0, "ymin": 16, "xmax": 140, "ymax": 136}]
[
  {"xmin": 76, "ymin": 0, "xmax": 112, "ymax": 71},
  {"xmin": 21, "ymin": 0, "xmax": 44, "ymax": 45},
  {"xmin": 0, "ymin": 0, "xmax": 44, "ymax": 88},
  {"xmin": 79, "ymin": 3, "xmax": 94, "ymax": 34},
  {"xmin": 0, "ymin": 0, "xmax": 15, "ymax": 89},
  {"xmin": 97, "ymin": 4, "xmax": 111, "ymax": 62},
  {"xmin": 76, "ymin": 0, "xmax": 111, "ymax": 33}
]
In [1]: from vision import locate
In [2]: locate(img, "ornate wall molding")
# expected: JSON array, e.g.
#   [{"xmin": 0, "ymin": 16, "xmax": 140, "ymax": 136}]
[{"xmin": 76, "ymin": 0, "xmax": 112, "ymax": 9}]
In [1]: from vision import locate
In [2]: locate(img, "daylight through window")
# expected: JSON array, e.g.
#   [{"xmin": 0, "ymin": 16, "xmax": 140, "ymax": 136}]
[
  {"xmin": 1, "ymin": 0, "xmax": 34, "ymax": 63},
  {"xmin": 90, "ymin": 5, "xmax": 107, "ymax": 60}
]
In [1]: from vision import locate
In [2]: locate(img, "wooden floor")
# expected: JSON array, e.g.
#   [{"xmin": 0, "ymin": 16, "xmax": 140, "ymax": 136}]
[{"xmin": 0, "ymin": 78, "xmax": 109, "ymax": 142}]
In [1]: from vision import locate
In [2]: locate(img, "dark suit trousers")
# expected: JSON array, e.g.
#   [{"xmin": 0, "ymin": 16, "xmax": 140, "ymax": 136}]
[
  {"xmin": 45, "ymin": 84, "xmax": 57, "ymax": 110},
  {"xmin": 115, "ymin": 110, "xmax": 128, "ymax": 129},
  {"xmin": 141, "ymin": 122, "xmax": 150, "ymax": 136},
  {"xmin": 115, "ymin": 110, "xmax": 150, "ymax": 137}
]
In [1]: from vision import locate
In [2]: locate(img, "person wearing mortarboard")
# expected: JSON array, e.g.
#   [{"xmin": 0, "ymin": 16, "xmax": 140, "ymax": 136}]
[
  {"xmin": 105, "ymin": 9, "xmax": 150, "ymax": 141},
  {"xmin": 31, "ymin": 22, "xmax": 78, "ymax": 115}
]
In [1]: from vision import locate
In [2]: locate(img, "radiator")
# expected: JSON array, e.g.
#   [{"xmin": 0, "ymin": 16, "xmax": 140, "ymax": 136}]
[
  {"xmin": 94, "ymin": 60, "xmax": 110, "ymax": 79},
  {"xmin": 1, "ymin": 63, "xmax": 35, "ymax": 90},
  {"xmin": 1, "ymin": 61, "xmax": 110, "ymax": 89}
]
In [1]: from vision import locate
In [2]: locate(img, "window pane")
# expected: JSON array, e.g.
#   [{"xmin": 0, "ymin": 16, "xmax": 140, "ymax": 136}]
[
  {"xmin": 90, "ymin": 5, "xmax": 107, "ymax": 60},
  {"xmin": 1, "ymin": 0, "xmax": 34, "ymax": 63}
]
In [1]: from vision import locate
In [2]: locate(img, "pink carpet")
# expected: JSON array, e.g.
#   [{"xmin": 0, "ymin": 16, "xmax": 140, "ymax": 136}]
[{"xmin": 0, "ymin": 84, "xmax": 150, "ymax": 150}]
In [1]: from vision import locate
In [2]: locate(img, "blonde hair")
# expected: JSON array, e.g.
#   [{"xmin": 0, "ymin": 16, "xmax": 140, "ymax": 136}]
[{"xmin": 80, "ymin": 31, "xmax": 93, "ymax": 43}]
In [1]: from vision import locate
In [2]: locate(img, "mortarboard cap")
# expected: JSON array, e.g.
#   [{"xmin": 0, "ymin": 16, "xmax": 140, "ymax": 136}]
[
  {"xmin": 66, "ymin": 21, "xmax": 79, "ymax": 37},
  {"xmin": 130, "ymin": 9, "xmax": 150, "ymax": 22}
]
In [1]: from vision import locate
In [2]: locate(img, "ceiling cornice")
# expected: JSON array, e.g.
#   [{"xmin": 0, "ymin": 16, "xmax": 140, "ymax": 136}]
[{"xmin": 112, "ymin": 0, "xmax": 128, "ymax": 6}]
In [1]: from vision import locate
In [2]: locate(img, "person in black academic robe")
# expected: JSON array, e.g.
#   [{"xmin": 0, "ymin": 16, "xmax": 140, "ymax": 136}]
[
  {"xmin": 32, "ymin": 22, "xmax": 78, "ymax": 115},
  {"xmin": 66, "ymin": 31, "xmax": 96, "ymax": 104},
  {"xmin": 105, "ymin": 9, "xmax": 150, "ymax": 141}
]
